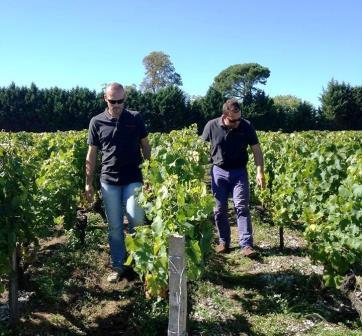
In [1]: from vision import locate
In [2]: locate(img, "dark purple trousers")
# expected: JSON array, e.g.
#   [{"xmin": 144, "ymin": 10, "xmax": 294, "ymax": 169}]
[{"xmin": 211, "ymin": 165, "xmax": 253, "ymax": 248}]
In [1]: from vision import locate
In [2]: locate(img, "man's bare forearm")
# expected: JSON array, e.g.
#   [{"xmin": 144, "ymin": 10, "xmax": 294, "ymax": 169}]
[
  {"xmin": 140, "ymin": 137, "xmax": 151, "ymax": 161},
  {"xmin": 86, "ymin": 160, "xmax": 95, "ymax": 185},
  {"xmin": 251, "ymin": 144, "xmax": 264, "ymax": 172},
  {"xmin": 85, "ymin": 146, "xmax": 97, "ymax": 185},
  {"xmin": 142, "ymin": 145, "xmax": 151, "ymax": 160}
]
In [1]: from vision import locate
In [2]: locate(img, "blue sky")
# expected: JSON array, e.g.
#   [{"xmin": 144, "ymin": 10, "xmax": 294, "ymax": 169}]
[{"xmin": 1, "ymin": 0, "xmax": 361, "ymax": 107}]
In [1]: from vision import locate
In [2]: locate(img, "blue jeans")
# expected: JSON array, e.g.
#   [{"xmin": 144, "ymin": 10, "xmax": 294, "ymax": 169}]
[
  {"xmin": 100, "ymin": 181, "xmax": 144, "ymax": 269},
  {"xmin": 211, "ymin": 165, "xmax": 253, "ymax": 248}
]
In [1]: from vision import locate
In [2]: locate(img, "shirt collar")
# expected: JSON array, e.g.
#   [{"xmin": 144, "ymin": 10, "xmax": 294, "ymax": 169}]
[
  {"xmin": 104, "ymin": 108, "xmax": 126, "ymax": 121},
  {"xmin": 218, "ymin": 115, "xmax": 243, "ymax": 130},
  {"xmin": 218, "ymin": 116, "xmax": 230, "ymax": 129}
]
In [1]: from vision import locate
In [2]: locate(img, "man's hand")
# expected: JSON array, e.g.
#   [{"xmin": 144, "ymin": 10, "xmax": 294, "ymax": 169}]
[
  {"xmin": 85, "ymin": 145, "xmax": 97, "ymax": 204},
  {"xmin": 85, "ymin": 184, "xmax": 94, "ymax": 203},
  {"xmin": 256, "ymin": 171, "xmax": 266, "ymax": 189},
  {"xmin": 143, "ymin": 181, "xmax": 152, "ymax": 193},
  {"xmin": 251, "ymin": 144, "xmax": 265, "ymax": 189}
]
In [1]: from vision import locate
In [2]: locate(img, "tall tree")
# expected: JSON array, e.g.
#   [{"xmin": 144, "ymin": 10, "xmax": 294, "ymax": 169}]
[
  {"xmin": 124, "ymin": 85, "xmax": 155, "ymax": 130},
  {"xmin": 243, "ymin": 90, "xmax": 275, "ymax": 129},
  {"xmin": 202, "ymin": 86, "xmax": 224, "ymax": 120},
  {"xmin": 320, "ymin": 79, "xmax": 360, "ymax": 130},
  {"xmin": 352, "ymin": 86, "xmax": 362, "ymax": 130},
  {"xmin": 273, "ymin": 95, "xmax": 316, "ymax": 131},
  {"xmin": 152, "ymin": 86, "xmax": 187, "ymax": 132},
  {"xmin": 141, "ymin": 51, "xmax": 182, "ymax": 93},
  {"xmin": 213, "ymin": 63, "xmax": 270, "ymax": 100}
]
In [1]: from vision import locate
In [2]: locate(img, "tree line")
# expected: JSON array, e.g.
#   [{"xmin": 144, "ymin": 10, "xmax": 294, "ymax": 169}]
[{"xmin": 0, "ymin": 51, "xmax": 361, "ymax": 132}]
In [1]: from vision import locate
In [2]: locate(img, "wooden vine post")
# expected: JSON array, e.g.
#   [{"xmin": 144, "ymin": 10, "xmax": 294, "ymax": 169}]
[
  {"xmin": 9, "ymin": 241, "xmax": 19, "ymax": 326},
  {"xmin": 168, "ymin": 234, "xmax": 187, "ymax": 336}
]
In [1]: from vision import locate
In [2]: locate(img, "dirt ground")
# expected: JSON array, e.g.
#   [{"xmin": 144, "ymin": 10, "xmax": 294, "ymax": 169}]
[{"xmin": 1, "ymin": 210, "xmax": 361, "ymax": 336}]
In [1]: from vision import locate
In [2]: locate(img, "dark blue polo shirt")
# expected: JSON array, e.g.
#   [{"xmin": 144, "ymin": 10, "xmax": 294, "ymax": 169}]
[
  {"xmin": 201, "ymin": 117, "xmax": 259, "ymax": 169},
  {"xmin": 87, "ymin": 109, "xmax": 148, "ymax": 185}
]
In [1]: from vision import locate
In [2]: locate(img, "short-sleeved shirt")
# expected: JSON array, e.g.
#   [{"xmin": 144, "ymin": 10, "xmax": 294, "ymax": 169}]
[
  {"xmin": 201, "ymin": 117, "xmax": 259, "ymax": 169},
  {"xmin": 87, "ymin": 109, "xmax": 148, "ymax": 185}
]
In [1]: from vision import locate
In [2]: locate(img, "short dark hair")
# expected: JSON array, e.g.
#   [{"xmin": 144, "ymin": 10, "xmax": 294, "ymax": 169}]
[{"xmin": 223, "ymin": 98, "xmax": 241, "ymax": 113}]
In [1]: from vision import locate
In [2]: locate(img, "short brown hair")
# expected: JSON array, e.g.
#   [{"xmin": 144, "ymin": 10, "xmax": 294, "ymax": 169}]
[{"xmin": 223, "ymin": 98, "xmax": 241, "ymax": 113}]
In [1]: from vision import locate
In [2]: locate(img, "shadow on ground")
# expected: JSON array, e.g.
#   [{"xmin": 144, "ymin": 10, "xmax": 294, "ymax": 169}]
[{"xmin": 197, "ymin": 251, "xmax": 359, "ymax": 326}]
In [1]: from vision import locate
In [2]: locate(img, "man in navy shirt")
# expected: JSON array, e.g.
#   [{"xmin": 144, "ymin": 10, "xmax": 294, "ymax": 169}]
[
  {"xmin": 202, "ymin": 98, "xmax": 265, "ymax": 257},
  {"xmin": 85, "ymin": 82, "xmax": 151, "ymax": 282}
]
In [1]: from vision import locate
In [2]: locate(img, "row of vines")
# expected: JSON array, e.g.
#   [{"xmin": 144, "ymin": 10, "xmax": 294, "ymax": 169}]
[
  {"xmin": 249, "ymin": 131, "xmax": 362, "ymax": 287},
  {"xmin": 0, "ymin": 131, "xmax": 87, "ymax": 299},
  {"xmin": 0, "ymin": 126, "xmax": 213, "ymax": 300},
  {"xmin": 1, "ymin": 127, "xmax": 361, "ymax": 304}
]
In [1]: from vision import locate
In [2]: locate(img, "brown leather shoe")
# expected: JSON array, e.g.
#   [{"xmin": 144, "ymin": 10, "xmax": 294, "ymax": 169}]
[
  {"xmin": 241, "ymin": 246, "xmax": 257, "ymax": 258},
  {"xmin": 215, "ymin": 243, "xmax": 230, "ymax": 253}
]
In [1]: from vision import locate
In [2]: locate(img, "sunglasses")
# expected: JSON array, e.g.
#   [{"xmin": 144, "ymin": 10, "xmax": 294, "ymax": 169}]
[
  {"xmin": 227, "ymin": 117, "xmax": 241, "ymax": 123},
  {"xmin": 107, "ymin": 98, "xmax": 125, "ymax": 105}
]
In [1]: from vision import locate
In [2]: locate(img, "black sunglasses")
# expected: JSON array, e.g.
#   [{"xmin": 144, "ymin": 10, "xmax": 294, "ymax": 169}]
[
  {"xmin": 107, "ymin": 98, "xmax": 125, "ymax": 105},
  {"xmin": 228, "ymin": 117, "xmax": 241, "ymax": 123}
]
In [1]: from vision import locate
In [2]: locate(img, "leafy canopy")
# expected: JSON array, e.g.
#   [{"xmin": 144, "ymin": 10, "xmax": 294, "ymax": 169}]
[
  {"xmin": 141, "ymin": 51, "xmax": 182, "ymax": 94},
  {"xmin": 213, "ymin": 63, "xmax": 270, "ymax": 100}
]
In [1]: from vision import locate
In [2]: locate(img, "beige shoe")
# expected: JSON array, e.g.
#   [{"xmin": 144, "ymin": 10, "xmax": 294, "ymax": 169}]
[
  {"xmin": 215, "ymin": 243, "xmax": 230, "ymax": 254},
  {"xmin": 107, "ymin": 268, "xmax": 124, "ymax": 283},
  {"xmin": 241, "ymin": 246, "xmax": 257, "ymax": 258}
]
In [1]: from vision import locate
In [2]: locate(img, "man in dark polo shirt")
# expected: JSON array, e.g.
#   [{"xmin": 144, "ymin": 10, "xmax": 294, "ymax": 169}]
[
  {"xmin": 202, "ymin": 98, "xmax": 265, "ymax": 257},
  {"xmin": 85, "ymin": 82, "xmax": 151, "ymax": 282}
]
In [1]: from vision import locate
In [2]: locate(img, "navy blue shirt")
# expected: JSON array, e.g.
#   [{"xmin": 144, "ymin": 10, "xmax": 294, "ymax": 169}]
[
  {"xmin": 202, "ymin": 117, "xmax": 259, "ymax": 169},
  {"xmin": 87, "ymin": 109, "xmax": 148, "ymax": 185}
]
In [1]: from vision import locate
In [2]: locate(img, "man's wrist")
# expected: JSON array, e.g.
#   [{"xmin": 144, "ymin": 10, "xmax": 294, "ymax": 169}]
[
  {"xmin": 256, "ymin": 166, "xmax": 264, "ymax": 174},
  {"xmin": 85, "ymin": 180, "xmax": 93, "ymax": 188}
]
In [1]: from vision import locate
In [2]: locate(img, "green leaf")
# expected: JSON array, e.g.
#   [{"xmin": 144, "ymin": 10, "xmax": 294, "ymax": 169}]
[
  {"xmin": 352, "ymin": 185, "xmax": 362, "ymax": 197},
  {"xmin": 151, "ymin": 216, "xmax": 164, "ymax": 235},
  {"xmin": 125, "ymin": 234, "xmax": 135, "ymax": 252},
  {"xmin": 124, "ymin": 254, "xmax": 133, "ymax": 266}
]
